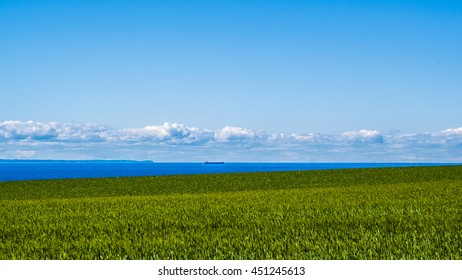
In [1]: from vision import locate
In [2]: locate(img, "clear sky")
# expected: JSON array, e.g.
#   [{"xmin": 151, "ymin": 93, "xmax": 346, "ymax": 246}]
[{"xmin": 1, "ymin": 0, "xmax": 461, "ymax": 161}]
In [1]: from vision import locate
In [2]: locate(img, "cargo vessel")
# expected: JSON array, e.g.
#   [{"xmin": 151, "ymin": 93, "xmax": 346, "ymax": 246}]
[{"xmin": 204, "ymin": 161, "xmax": 224, "ymax": 164}]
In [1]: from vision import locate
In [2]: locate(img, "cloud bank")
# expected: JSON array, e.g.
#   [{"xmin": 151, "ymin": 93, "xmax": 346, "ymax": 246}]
[{"xmin": 1, "ymin": 120, "xmax": 461, "ymax": 162}]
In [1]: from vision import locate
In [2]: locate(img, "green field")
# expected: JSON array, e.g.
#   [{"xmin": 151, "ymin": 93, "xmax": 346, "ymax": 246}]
[{"xmin": 1, "ymin": 166, "xmax": 461, "ymax": 259}]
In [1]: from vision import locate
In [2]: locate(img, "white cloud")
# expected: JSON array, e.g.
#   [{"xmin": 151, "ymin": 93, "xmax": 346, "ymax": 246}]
[
  {"xmin": 289, "ymin": 133, "xmax": 314, "ymax": 142},
  {"xmin": 1, "ymin": 120, "xmax": 58, "ymax": 140},
  {"xmin": 1, "ymin": 121, "xmax": 461, "ymax": 162},
  {"xmin": 268, "ymin": 133, "xmax": 285, "ymax": 141},
  {"xmin": 214, "ymin": 126, "xmax": 258, "ymax": 142},
  {"xmin": 0, "ymin": 121, "xmax": 111, "ymax": 142},
  {"xmin": 342, "ymin": 129, "xmax": 381, "ymax": 138},
  {"xmin": 55, "ymin": 123, "xmax": 109, "ymax": 142},
  {"xmin": 441, "ymin": 127, "xmax": 462, "ymax": 135},
  {"xmin": 288, "ymin": 133, "xmax": 336, "ymax": 144},
  {"xmin": 118, "ymin": 122, "xmax": 213, "ymax": 144},
  {"xmin": 341, "ymin": 130, "xmax": 384, "ymax": 143}
]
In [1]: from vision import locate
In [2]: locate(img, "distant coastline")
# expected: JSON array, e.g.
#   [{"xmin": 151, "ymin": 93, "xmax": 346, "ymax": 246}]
[{"xmin": 0, "ymin": 159, "xmax": 154, "ymax": 163}]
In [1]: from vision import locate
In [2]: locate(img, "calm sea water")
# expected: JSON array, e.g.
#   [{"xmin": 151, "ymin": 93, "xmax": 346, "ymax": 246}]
[{"xmin": 0, "ymin": 160, "xmax": 455, "ymax": 182}]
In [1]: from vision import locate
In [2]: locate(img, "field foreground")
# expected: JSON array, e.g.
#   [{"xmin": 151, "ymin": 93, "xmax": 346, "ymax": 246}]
[{"xmin": 1, "ymin": 166, "xmax": 461, "ymax": 259}]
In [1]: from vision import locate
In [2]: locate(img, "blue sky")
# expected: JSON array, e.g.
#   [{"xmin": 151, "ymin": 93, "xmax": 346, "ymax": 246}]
[{"xmin": 1, "ymin": 1, "xmax": 461, "ymax": 161}]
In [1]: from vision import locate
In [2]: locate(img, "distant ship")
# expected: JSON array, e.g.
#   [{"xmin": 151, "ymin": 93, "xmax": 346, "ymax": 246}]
[{"xmin": 204, "ymin": 161, "xmax": 224, "ymax": 164}]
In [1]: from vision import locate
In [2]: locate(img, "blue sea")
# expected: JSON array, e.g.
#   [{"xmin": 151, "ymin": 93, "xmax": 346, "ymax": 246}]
[{"xmin": 0, "ymin": 160, "xmax": 456, "ymax": 182}]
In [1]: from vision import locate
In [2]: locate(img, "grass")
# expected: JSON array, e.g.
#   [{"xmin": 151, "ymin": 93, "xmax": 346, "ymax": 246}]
[{"xmin": 0, "ymin": 166, "xmax": 461, "ymax": 259}]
